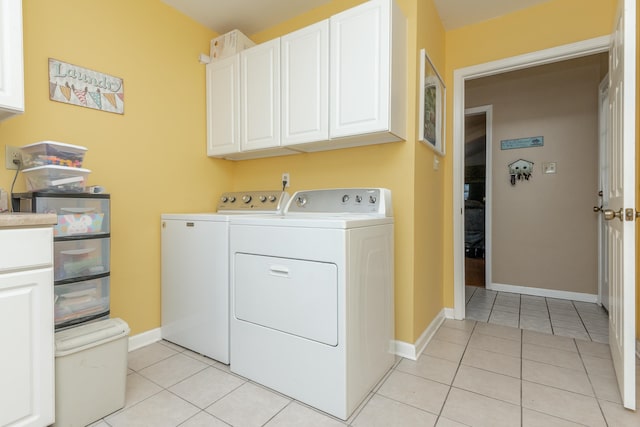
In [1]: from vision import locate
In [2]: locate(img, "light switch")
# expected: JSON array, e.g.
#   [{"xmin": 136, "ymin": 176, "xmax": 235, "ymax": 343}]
[
  {"xmin": 433, "ymin": 156, "xmax": 440, "ymax": 171},
  {"xmin": 542, "ymin": 162, "xmax": 557, "ymax": 174}
]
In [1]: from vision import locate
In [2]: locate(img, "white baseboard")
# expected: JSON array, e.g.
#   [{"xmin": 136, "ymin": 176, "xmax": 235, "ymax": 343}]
[
  {"xmin": 128, "ymin": 327, "xmax": 162, "ymax": 352},
  {"xmin": 393, "ymin": 309, "xmax": 446, "ymax": 360},
  {"xmin": 488, "ymin": 282, "xmax": 598, "ymax": 303}
]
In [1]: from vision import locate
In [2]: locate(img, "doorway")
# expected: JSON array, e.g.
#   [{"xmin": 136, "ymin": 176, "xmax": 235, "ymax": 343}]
[
  {"xmin": 453, "ymin": 36, "xmax": 611, "ymax": 320},
  {"xmin": 464, "ymin": 107, "xmax": 491, "ymax": 288}
]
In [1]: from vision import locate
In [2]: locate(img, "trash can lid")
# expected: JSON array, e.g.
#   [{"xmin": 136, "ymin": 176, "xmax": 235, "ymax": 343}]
[{"xmin": 55, "ymin": 318, "xmax": 130, "ymax": 355}]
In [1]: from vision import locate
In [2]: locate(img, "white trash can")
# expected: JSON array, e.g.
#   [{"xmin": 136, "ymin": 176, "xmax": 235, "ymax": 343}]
[{"xmin": 54, "ymin": 318, "xmax": 130, "ymax": 427}]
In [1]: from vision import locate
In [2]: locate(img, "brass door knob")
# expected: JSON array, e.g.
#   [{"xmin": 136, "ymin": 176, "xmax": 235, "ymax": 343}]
[{"xmin": 603, "ymin": 208, "xmax": 623, "ymax": 221}]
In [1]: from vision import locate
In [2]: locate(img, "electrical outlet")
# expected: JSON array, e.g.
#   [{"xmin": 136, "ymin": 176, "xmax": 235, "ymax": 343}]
[
  {"xmin": 282, "ymin": 172, "xmax": 290, "ymax": 187},
  {"xmin": 5, "ymin": 146, "xmax": 22, "ymax": 170}
]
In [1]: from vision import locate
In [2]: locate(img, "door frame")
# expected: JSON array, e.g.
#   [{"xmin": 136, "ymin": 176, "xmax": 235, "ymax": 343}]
[
  {"xmin": 452, "ymin": 36, "xmax": 611, "ymax": 319},
  {"xmin": 464, "ymin": 105, "xmax": 493, "ymax": 289}
]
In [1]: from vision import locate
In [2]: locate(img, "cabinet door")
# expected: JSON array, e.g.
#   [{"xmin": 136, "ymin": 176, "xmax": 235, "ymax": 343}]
[
  {"xmin": 0, "ymin": 268, "xmax": 54, "ymax": 427},
  {"xmin": 281, "ymin": 20, "xmax": 329, "ymax": 146},
  {"xmin": 330, "ymin": 0, "xmax": 390, "ymax": 138},
  {"xmin": 241, "ymin": 39, "xmax": 281, "ymax": 151},
  {"xmin": 0, "ymin": 0, "xmax": 24, "ymax": 121},
  {"xmin": 206, "ymin": 55, "xmax": 241, "ymax": 156}
]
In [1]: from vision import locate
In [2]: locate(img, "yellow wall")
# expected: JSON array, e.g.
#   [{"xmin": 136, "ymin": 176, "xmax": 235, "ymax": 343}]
[
  {"xmin": 0, "ymin": 0, "xmax": 230, "ymax": 335},
  {"xmin": 413, "ymin": 0, "xmax": 446, "ymax": 342},
  {"xmin": 443, "ymin": 0, "xmax": 618, "ymax": 310}
]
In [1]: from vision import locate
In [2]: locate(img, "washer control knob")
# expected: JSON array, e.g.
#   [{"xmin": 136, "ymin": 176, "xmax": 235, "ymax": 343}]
[
  {"xmin": 296, "ymin": 195, "xmax": 308, "ymax": 207},
  {"xmin": 221, "ymin": 196, "xmax": 229, "ymax": 203},
  {"xmin": 369, "ymin": 195, "xmax": 377, "ymax": 204},
  {"xmin": 342, "ymin": 194, "xmax": 350, "ymax": 203},
  {"xmin": 242, "ymin": 195, "xmax": 252, "ymax": 204},
  {"xmin": 229, "ymin": 196, "xmax": 236, "ymax": 203},
  {"xmin": 268, "ymin": 195, "xmax": 277, "ymax": 202},
  {"xmin": 259, "ymin": 195, "xmax": 267, "ymax": 203},
  {"xmin": 355, "ymin": 195, "xmax": 362, "ymax": 203}
]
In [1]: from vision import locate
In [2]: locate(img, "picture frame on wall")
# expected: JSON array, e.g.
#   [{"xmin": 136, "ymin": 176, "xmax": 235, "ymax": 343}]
[{"xmin": 419, "ymin": 49, "xmax": 446, "ymax": 156}]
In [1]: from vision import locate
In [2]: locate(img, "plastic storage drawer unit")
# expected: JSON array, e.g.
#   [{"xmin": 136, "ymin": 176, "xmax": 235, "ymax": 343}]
[
  {"xmin": 54, "ymin": 237, "xmax": 110, "ymax": 281},
  {"xmin": 54, "ymin": 318, "xmax": 130, "ymax": 427},
  {"xmin": 54, "ymin": 275, "xmax": 110, "ymax": 329}
]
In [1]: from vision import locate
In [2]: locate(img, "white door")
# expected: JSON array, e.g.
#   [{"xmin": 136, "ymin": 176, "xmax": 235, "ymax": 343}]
[
  {"xmin": 330, "ymin": 0, "xmax": 390, "ymax": 137},
  {"xmin": 240, "ymin": 39, "xmax": 281, "ymax": 151},
  {"xmin": 206, "ymin": 55, "xmax": 240, "ymax": 156},
  {"xmin": 606, "ymin": 0, "xmax": 636, "ymax": 410},
  {"xmin": 281, "ymin": 20, "xmax": 329, "ymax": 146},
  {"xmin": 597, "ymin": 76, "xmax": 610, "ymax": 311},
  {"xmin": 0, "ymin": 269, "xmax": 54, "ymax": 427}
]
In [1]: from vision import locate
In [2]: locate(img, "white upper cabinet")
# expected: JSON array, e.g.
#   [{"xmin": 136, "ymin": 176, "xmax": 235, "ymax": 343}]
[
  {"xmin": 205, "ymin": 0, "xmax": 406, "ymax": 160},
  {"xmin": 240, "ymin": 39, "xmax": 282, "ymax": 151},
  {"xmin": 281, "ymin": 20, "xmax": 329, "ymax": 146},
  {"xmin": 0, "ymin": 0, "xmax": 24, "ymax": 121},
  {"xmin": 329, "ymin": 0, "xmax": 406, "ymax": 146},
  {"xmin": 206, "ymin": 55, "xmax": 241, "ymax": 157}
]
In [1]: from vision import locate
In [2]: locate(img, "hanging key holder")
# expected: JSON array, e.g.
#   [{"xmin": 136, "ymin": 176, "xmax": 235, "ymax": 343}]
[{"xmin": 508, "ymin": 159, "xmax": 534, "ymax": 186}]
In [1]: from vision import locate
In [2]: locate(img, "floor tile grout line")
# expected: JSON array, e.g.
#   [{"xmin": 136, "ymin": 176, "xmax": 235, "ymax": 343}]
[
  {"xmin": 433, "ymin": 319, "xmax": 479, "ymax": 426},
  {"xmin": 574, "ymin": 335, "xmax": 616, "ymax": 427}
]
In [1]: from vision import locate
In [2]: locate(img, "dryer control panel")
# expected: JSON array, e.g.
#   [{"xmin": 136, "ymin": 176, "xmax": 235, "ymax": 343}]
[
  {"xmin": 287, "ymin": 188, "xmax": 392, "ymax": 216},
  {"xmin": 217, "ymin": 191, "xmax": 290, "ymax": 212}
]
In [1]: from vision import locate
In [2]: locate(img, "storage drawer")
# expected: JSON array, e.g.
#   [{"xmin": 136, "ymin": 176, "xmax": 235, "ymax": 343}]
[
  {"xmin": 54, "ymin": 276, "xmax": 110, "ymax": 328},
  {"xmin": 54, "ymin": 238, "xmax": 110, "ymax": 282},
  {"xmin": 27, "ymin": 196, "xmax": 110, "ymax": 236}
]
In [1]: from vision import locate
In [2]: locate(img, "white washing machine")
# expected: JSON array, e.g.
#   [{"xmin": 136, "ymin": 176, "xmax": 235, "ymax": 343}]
[
  {"xmin": 160, "ymin": 190, "xmax": 289, "ymax": 364},
  {"xmin": 229, "ymin": 188, "xmax": 394, "ymax": 420}
]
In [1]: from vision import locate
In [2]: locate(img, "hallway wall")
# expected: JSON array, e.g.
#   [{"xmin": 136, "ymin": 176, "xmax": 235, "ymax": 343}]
[{"xmin": 465, "ymin": 55, "xmax": 607, "ymax": 295}]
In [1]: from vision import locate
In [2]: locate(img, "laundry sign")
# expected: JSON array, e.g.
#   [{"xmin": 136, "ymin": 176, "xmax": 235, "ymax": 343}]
[
  {"xmin": 500, "ymin": 136, "xmax": 544, "ymax": 150},
  {"xmin": 48, "ymin": 58, "xmax": 124, "ymax": 114}
]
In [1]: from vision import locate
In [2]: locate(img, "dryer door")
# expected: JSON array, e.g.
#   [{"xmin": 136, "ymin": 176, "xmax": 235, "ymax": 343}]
[{"xmin": 234, "ymin": 253, "xmax": 338, "ymax": 346}]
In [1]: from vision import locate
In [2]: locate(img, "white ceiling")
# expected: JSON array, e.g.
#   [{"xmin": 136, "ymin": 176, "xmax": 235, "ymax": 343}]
[
  {"xmin": 433, "ymin": 0, "xmax": 553, "ymax": 30},
  {"xmin": 162, "ymin": 0, "xmax": 553, "ymax": 35}
]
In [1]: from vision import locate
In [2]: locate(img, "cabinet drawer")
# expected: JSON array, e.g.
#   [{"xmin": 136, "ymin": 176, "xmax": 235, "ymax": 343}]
[
  {"xmin": 54, "ymin": 238, "xmax": 110, "ymax": 281},
  {"xmin": 54, "ymin": 275, "xmax": 109, "ymax": 328},
  {"xmin": 28, "ymin": 196, "xmax": 109, "ymax": 236},
  {"xmin": 0, "ymin": 227, "xmax": 52, "ymax": 272}
]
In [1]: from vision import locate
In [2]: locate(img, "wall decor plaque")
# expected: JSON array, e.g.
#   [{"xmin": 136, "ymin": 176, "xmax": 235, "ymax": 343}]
[
  {"xmin": 49, "ymin": 58, "xmax": 124, "ymax": 114},
  {"xmin": 500, "ymin": 136, "xmax": 544, "ymax": 150}
]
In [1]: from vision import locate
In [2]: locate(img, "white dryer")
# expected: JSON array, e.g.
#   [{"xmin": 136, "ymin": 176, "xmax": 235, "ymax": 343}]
[
  {"xmin": 230, "ymin": 188, "xmax": 394, "ymax": 420},
  {"xmin": 160, "ymin": 190, "xmax": 289, "ymax": 364}
]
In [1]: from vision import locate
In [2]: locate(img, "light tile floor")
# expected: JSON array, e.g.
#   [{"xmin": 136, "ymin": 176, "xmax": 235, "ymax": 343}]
[
  {"xmin": 89, "ymin": 320, "xmax": 639, "ymax": 427},
  {"xmin": 465, "ymin": 286, "xmax": 610, "ymax": 343}
]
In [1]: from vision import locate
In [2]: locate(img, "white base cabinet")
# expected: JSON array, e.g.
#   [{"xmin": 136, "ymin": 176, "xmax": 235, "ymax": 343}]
[
  {"xmin": 0, "ymin": 0, "xmax": 24, "ymax": 121},
  {"xmin": 0, "ymin": 227, "xmax": 54, "ymax": 427}
]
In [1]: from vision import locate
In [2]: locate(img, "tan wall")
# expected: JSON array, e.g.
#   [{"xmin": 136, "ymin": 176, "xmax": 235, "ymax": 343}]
[{"xmin": 466, "ymin": 55, "xmax": 606, "ymax": 294}]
